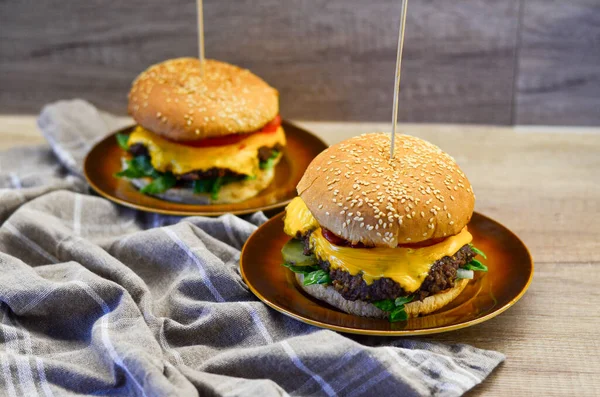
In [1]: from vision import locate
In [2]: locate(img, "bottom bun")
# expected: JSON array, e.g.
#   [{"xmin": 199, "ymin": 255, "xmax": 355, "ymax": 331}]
[
  {"xmin": 295, "ymin": 274, "xmax": 469, "ymax": 319},
  {"xmin": 124, "ymin": 157, "xmax": 279, "ymax": 204}
]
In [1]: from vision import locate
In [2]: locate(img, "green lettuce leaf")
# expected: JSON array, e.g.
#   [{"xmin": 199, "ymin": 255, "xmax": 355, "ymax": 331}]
[
  {"xmin": 116, "ymin": 133, "xmax": 130, "ymax": 150},
  {"xmin": 140, "ymin": 173, "xmax": 176, "ymax": 194},
  {"xmin": 193, "ymin": 175, "xmax": 243, "ymax": 200},
  {"xmin": 282, "ymin": 263, "xmax": 330, "ymax": 285},
  {"xmin": 389, "ymin": 306, "xmax": 409, "ymax": 322},
  {"xmin": 259, "ymin": 150, "xmax": 280, "ymax": 170},
  {"xmin": 372, "ymin": 299, "xmax": 396, "ymax": 312},
  {"xmin": 470, "ymin": 244, "xmax": 488, "ymax": 259},
  {"xmin": 282, "ymin": 263, "xmax": 321, "ymax": 275},
  {"xmin": 115, "ymin": 155, "xmax": 174, "ymax": 194},
  {"xmin": 193, "ymin": 179, "xmax": 213, "ymax": 194},
  {"xmin": 372, "ymin": 295, "xmax": 414, "ymax": 323},
  {"xmin": 394, "ymin": 295, "xmax": 414, "ymax": 306},
  {"xmin": 210, "ymin": 177, "xmax": 225, "ymax": 200},
  {"xmin": 115, "ymin": 156, "xmax": 158, "ymax": 179},
  {"xmin": 302, "ymin": 270, "xmax": 331, "ymax": 286},
  {"xmin": 115, "ymin": 166, "xmax": 144, "ymax": 179},
  {"xmin": 463, "ymin": 259, "xmax": 488, "ymax": 272}
]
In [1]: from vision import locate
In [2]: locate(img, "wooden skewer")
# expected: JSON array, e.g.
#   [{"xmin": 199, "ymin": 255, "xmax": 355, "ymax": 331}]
[
  {"xmin": 390, "ymin": 0, "xmax": 409, "ymax": 159},
  {"xmin": 197, "ymin": 0, "xmax": 205, "ymax": 78}
]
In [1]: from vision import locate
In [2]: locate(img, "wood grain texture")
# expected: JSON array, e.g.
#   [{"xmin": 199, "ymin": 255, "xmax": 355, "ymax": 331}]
[
  {"xmin": 433, "ymin": 261, "xmax": 600, "ymax": 397},
  {"xmin": 515, "ymin": 0, "xmax": 600, "ymax": 125},
  {"xmin": 1, "ymin": 116, "xmax": 600, "ymax": 395},
  {"xmin": 0, "ymin": 116, "xmax": 46, "ymax": 150},
  {"xmin": 0, "ymin": 0, "xmax": 519, "ymax": 124}
]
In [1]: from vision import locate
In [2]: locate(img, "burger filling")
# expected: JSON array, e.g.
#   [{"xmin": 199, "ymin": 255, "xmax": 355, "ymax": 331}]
[
  {"xmin": 282, "ymin": 197, "xmax": 488, "ymax": 321},
  {"xmin": 114, "ymin": 116, "xmax": 285, "ymax": 199},
  {"xmin": 302, "ymin": 236, "xmax": 476, "ymax": 302}
]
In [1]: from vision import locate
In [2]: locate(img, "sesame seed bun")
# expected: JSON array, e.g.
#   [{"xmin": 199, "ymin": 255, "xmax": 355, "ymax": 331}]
[
  {"xmin": 128, "ymin": 58, "xmax": 279, "ymax": 141},
  {"xmin": 295, "ymin": 274, "xmax": 469, "ymax": 319},
  {"xmin": 297, "ymin": 133, "xmax": 475, "ymax": 247}
]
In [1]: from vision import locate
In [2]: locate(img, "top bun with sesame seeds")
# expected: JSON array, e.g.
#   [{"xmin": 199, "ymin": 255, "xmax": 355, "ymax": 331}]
[
  {"xmin": 296, "ymin": 133, "xmax": 475, "ymax": 248},
  {"xmin": 128, "ymin": 58, "xmax": 279, "ymax": 141}
]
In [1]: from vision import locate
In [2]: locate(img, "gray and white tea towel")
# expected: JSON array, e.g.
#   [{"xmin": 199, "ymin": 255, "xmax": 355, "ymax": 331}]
[{"xmin": 0, "ymin": 99, "xmax": 504, "ymax": 396}]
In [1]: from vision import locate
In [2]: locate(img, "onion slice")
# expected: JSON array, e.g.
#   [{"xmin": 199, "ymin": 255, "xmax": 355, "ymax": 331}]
[{"xmin": 457, "ymin": 268, "xmax": 474, "ymax": 280}]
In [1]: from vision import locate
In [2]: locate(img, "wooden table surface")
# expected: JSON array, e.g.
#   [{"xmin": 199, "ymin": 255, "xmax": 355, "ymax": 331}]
[{"xmin": 1, "ymin": 116, "xmax": 599, "ymax": 396}]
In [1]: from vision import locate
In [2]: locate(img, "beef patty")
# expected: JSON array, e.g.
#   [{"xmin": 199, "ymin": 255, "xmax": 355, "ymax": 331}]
[{"xmin": 299, "ymin": 232, "xmax": 475, "ymax": 302}]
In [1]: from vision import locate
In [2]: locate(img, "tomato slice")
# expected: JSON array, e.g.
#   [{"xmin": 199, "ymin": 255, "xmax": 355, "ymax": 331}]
[
  {"xmin": 178, "ymin": 134, "xmax": 249, "ymax": 148},
  {"xmin": 260, "ymin": 114, "xmax": 282, "ymax": 133},
  {"xmin": 397, "ymin": 236, "xmax": 448, "ymax": 248},
  {"xmin": 322, "ymin": 227, "xmax": 448, "ymax": 249},
  {"xmin": 322, "ymin": 228, "xmax": 372, "ymax": 248},
  {"xmin": 174, "ymin": 115, "xmax": 282, "ymax": 148}
]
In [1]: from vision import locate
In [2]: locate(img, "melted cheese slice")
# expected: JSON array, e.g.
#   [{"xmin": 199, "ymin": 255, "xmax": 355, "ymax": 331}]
[
  {"xmin": 283, "ymin": 197, "xmax": 473, "ymax": 292},
  {"xmin": 127, "ymin": 126, "xmax": 286, "ymax": 176},
  {"xmin": 283, "ymin": 196, "xmax": 320, "ymax": 237}
]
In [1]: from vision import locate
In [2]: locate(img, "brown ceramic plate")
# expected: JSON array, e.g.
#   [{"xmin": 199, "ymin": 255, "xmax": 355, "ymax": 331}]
[
  {"xmin": 83, "ymin": 121, "xmax": 328, "ymax": 216},
  {"xmin": 241, "ymin": 211, "xmax": 533, "ymax": 336}
]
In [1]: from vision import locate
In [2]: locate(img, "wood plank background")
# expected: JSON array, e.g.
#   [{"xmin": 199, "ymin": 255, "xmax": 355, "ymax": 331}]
[
  {"xmin": 0, "ymin": 0, "xmax": 598, "ymax": 125},
  {"xmin": 515, "ymin": 0, "xmax": 600, "ymax": 125}
]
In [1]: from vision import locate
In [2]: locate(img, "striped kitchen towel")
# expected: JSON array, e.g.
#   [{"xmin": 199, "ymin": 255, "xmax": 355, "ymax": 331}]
[{"xmin": 0, "ymin": 99, "xmax": 504, "ymax": 397}]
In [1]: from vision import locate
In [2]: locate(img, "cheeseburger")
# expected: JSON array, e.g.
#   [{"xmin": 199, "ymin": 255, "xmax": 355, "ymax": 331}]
[
  {"xmin": 281, "ymin": 133, "xmax": 487, "ymax": 322},
  {"xmin": 115, "ymin": 58, "xmax": 285, "ymax": 204}
]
